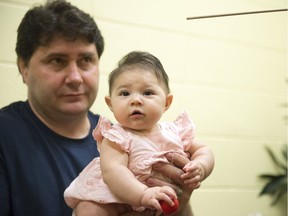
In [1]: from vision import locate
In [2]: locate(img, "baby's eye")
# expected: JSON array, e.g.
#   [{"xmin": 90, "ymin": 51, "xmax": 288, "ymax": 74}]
[
  {"xmin": 143, "ymin": 90, "xmax": 153, "ymax": 96},
  {"xmin": 120, "ymin": 91, "xmax": 130, "ymax": 96}
]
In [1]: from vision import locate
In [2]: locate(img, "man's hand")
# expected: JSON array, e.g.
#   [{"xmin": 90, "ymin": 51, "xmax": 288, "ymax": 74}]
[{"xmin": 145, "ymin": 152, "xmax": 194, "ymax": 216}]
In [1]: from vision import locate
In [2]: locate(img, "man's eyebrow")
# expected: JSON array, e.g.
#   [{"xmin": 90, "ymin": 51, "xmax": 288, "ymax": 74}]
[
  {"xmin": 44, "ymin": 53, "xmax": 66, "ymax": 59},
  {"xmin": 79, "ymin": 52, "xmax": 97, "ymax": 57},
  {"xmin": 44, "ymin": 52, "xmax": 96, "ymax": 59}
]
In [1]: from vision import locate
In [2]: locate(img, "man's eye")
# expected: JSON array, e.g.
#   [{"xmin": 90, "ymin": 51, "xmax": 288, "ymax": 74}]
[
  {"xmin": 82, "ymin": 57, "xmax": 92, "ymax": 63},
  {"xmin": 50, "ymin": 58, "xmax": 64, "ymax": 65},
  {"xmin": 78, "ymin": 56, "xmax": 96, "ymax": 70}
]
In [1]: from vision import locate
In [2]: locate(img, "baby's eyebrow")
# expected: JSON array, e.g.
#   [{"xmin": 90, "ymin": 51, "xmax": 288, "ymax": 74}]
[{"xmin": 115, "ymin": 84, "xmax": 131, "ymax": 90}]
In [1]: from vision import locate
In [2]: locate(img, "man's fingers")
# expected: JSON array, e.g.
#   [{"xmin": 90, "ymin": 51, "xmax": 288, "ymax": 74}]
[
  {"xmin": 145, "ymin": 177, "xmax": 182, "ymax": 198},
  {"xmin": 151, "ymin": 153, "xmax": 190, "ymax": 186},
  {"xmin": 166, "ymin": 152, "xmax": 190, "ymax": 169},
  {"xmin": 152, "ymin": 163, "xmax": 184, "ymax": 186},
  {"xmin": 146, "ymin": 176, "xmax": 174, "ymax": 188}
]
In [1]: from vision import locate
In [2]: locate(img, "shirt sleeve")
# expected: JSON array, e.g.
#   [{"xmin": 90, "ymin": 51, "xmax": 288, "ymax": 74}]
[
  {"xmin": 92, "ymin": 116, "xmax": 132, "ymax": 153},
  {"xmin": 174, "ymin": 111, "xmax": 196, "ymax": 151}
]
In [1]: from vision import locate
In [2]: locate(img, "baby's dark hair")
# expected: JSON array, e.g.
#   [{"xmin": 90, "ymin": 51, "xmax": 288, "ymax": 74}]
[
  {"xmin": 16, "ymin": 0, "xmax": 104, "ymax": 66},
  {"xmin": 108, "ymin": 51, "xmax": 170, "ymax": 95}
]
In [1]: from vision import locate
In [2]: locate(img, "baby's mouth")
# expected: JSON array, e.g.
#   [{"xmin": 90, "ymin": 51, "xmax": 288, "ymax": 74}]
[{"xmin": 131, "ymin": 110, "xmax": 143, "ymax": 116}]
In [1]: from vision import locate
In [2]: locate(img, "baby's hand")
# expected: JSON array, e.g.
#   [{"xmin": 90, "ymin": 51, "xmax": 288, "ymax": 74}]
[
  {"xmin": 181, "ymin": 160, "xmax": 204, "ymax": 189},
  {"xmin": 140, "ymin": 186, "xmax": 177, "ymax": 212}
]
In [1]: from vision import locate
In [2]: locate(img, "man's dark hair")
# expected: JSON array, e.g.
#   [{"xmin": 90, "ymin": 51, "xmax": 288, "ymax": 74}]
[{"xmin": 16, "ymin": 0, "xmax": 104, "ymax": 65}]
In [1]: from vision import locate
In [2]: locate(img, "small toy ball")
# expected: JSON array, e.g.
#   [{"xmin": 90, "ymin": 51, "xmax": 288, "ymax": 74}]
[{"xmin": 159, "ymin": 197, "xmax": 179, "ymax": 215}]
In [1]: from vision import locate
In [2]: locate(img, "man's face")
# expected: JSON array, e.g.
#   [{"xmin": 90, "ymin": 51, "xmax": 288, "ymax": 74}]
[{"xmin": 19, "ymin": 37, "xmax": 100, "ymax": 120}]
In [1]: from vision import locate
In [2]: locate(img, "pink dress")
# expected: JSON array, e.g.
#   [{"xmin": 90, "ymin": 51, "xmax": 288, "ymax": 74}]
[{"xmin": 64, "ymin": 111, "xmax": 195, "ymax": 209}]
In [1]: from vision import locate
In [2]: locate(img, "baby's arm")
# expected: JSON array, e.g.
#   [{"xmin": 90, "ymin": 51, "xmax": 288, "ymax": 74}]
[
  {"xmin": 181, "ymin": 140, "xmax": 215, "ymax": 189},
  {"xmin": 100, "ymin": 138, "xmax": 176, "ymax": 211}
]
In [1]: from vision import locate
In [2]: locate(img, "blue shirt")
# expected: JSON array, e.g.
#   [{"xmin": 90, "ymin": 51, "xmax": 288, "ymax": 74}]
[{"xmin": 0, "ymin": 101, "xmax": 100, "ymax": 216}]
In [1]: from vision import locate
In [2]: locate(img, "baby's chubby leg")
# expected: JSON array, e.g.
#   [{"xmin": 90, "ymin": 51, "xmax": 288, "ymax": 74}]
[{"xmin": 73, "ymin": 201, "xmax": 118, "ymax": 216}]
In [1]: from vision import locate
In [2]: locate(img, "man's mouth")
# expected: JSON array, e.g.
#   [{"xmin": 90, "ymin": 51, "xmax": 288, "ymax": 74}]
[{"xmin": 63, "ymin": 92, "xmax": 85, "ymax": 97}]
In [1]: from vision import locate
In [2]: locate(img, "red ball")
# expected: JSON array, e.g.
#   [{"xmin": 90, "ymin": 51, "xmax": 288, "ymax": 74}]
[{"xmin": 159, "ymin": 197, "xmax": 179, "ymax": 215}]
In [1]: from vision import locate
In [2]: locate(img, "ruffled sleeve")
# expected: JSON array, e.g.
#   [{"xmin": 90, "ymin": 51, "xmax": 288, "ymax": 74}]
[
  {"xmin": 92, "ymin": 117, "xmax": 131, "ymax": 153},
  {"xmin": 174, "ymin": 111, "xmax": 196, "ymax": 151}
]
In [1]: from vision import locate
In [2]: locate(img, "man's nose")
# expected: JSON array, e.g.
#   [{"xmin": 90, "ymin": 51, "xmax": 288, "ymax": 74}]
[{"xmin": 65, "ymin": 63, "xmax": 83, "ymax": 86}]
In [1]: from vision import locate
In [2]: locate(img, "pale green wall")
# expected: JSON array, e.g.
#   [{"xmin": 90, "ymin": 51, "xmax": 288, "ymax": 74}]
[{"xmin": 0, "ymin": 0, "xmax": 287, "ymax": 215}]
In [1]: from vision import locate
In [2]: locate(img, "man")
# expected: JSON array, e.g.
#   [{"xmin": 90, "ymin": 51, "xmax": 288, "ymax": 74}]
[{"xmin": 0, "ymin": 0, "xmax": 194, "ymax": 215}]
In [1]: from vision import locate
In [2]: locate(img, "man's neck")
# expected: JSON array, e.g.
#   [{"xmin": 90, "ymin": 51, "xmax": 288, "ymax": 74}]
[{"xmin": 29, "ymin": 102, "xmax": 91, "ymax": 139}]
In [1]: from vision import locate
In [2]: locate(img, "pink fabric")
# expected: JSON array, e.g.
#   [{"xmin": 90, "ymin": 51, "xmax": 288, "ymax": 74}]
[{"xmin": 64, "ymin": 111, "xmax": 195, "ymax": 209}]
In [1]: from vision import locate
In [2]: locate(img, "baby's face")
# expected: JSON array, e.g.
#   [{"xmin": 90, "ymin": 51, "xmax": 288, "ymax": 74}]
[{"xmin": 106, "ymin": 68, "xmax": 171, "ymax": 133}]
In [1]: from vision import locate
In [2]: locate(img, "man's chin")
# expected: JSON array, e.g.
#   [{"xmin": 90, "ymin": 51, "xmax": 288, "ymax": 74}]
[{"xmin": 60, "ymin": 104, "xmax": 89, "ymax": 115}]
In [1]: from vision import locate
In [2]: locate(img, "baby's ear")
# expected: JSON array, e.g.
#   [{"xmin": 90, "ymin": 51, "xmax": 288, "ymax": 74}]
[
  {"xmin": 164, "ymin": 94, "xmax": 173, "ymax": 111},
  {"xmin": 105, "ymin": 96, "xmax": 113, "ymax": 111}
]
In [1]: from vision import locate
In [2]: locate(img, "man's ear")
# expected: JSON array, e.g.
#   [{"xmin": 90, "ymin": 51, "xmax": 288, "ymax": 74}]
[
  {"xmin": 105, "ymin": 96, "xmax": 113, "ymax": 111},
  {"xmin": 164, "ymin": 94, "xmax": 173, "ymax": 112},
  {"xmin": 17, "ymin": 58, "xmax": 28, "ymax": 84}
]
